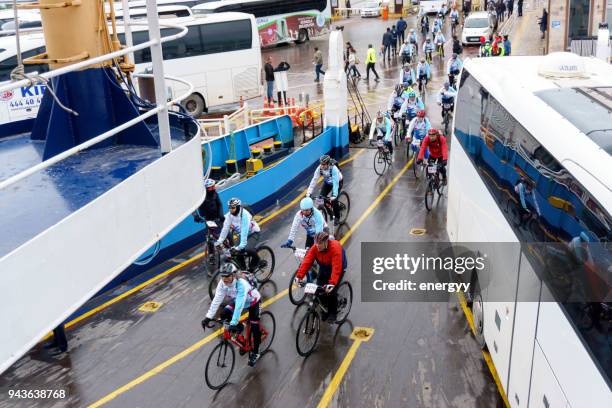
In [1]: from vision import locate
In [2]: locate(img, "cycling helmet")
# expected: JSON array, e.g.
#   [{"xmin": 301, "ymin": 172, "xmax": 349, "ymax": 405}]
[
  {"xmin": 220, "ymin": 263, "xmax": 238, "ymax": 277},
  {"xmin": 377, "ymin": 110, "xmax": 384, "ymax": 119},
  {"xmin": 314, "ymin": 230, "xmax": 330, "ymax": 244},
  {"xmin": 443, "ymin": 81, "xmax": 450, "ymax": 88},
  {"xmin": 228, "ymin": 197, "xmax": 241, "ymax": 208},
  {"xmin": 417, "ymin": 110, "xmax": 426, "ymax": 118},
  {"xmin": 451, "ymin": 53, "xmax": 457, "ymax": 59},
  {"xmin": 300, "ymin": 197, "xmax": 314, "ymax": 211},
  {"xmin": 428, "ymin": 128, "xmax": 440, "ymax": 136},
  {"xmin": 204, "ymin": 179, "xmax": 216, "ymax": 189},
  {"xmin": 407, "ymin": 90, "xmax": 416, "ymax": 98},
  {"xmin": 420, "ymin": 57, "xmax": 425, "ymax": 63},
  {"xmin": 579, "ymin": 232, "xmax": 591, "ymax": 243},
  {"xmin": 320, "ymin": 155, "xmax": 332, "ymax": 165}
]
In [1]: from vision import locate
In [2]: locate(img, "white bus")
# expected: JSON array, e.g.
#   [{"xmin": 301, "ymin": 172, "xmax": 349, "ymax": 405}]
[
  {"xmin": 0, "ymin": 12, "xmax": 261, "ymax": 121},
  {"xmin": 193, "ymin": 0, "xmax": 331, "ymax": 47},
  {"xmin": 447, "ymin": 53, "xmax": 611, "ymax": 407},
  {"xmin": 420, "ymin": 0, "xmax": 449, "ymax": 15}
]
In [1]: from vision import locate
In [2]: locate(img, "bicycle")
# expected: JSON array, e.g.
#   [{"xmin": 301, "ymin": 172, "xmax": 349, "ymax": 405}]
[
  {"xmin": 208, "ymin": 241, "xmax": 276, "ymax": 300},
  {"xmin": 451, "ymin": 17, "xmax": 459, "ymax": 36},
  {"xmin": 448, "ymin": 71, "xmax": 459, "ymax": 89},
  {"xmin": 441, "ymin": 99, "xmax": 454, "ymax": 136},
  {"xmin": 417, "ymin": 74, "xmax": 428, "ymax": 98},
  {"xmin": 425, "ymin": 49, "xmax": 433, "ymax": 64},
  {"xmin": 406, "ymin": 135, "xmax": 424, "ymax": 178},
  {"xmin": 424, "ymin": 158, "xmax": 445, "ymax": 211},
  {"xmin": 295, "ymin": 281, "xmax": 353, "ymax": 357},
  {"xmin": 202, "ymin": 220, "xmax": 222, "ymax": 276},
  {"xmin": 286, "ymin": 246, "xmax": 319, "ymax": 305},
  {"xmin": 371, "ymin": 137, "xmax": 393, "ymax": 175},
  {"xmin": 436, "ymin": 43, "xmax": 445, "ymax": 60},
  {"xmin": 203, "ymin": 312, "xmax": 276, "ymax": 389},
  {"xmin": 314, "ymin": 192, "xmax": 350, "ymax": 227}
]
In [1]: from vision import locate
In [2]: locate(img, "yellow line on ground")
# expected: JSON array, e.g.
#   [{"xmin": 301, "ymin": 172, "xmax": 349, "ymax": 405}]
[
  {"xmin": 457, "ymin": 292, "xmax": 511, "ymax": 408},
  {"xmin": 89, "ymin": 150, "xmax": 408, "ymax": 408},
  {"xmin": 64, "ymin": 149, "xmax": 365, "ymax": 332},
  {"xmin": 316, "ymin": 339, "xmax": 364, "ymax": 408}
]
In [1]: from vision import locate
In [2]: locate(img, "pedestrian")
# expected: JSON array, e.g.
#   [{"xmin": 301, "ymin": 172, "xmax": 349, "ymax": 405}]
[
  {"xmin": 346, "ymin": 0, "xmax": 351, "ymax": 18},
  {"xmin": 44, "ymin": 324, "xmax": 68, "ymax": 356},
  {"xmin": 264, "ymin": 57, "xmax": 275, "ymax": 103},
  {"xmin": 503, "ymin": 34, "xmax": 511, "ymax": 56},
  {"xmin": 507, "ymin": 0, "xmax": 514, "ymax": 16},
  {"xmin": 538, "ymin": 8, "xmax": 548, "ymax": 39},
  {"xmin": 391, "ymin": 25, "xmax": 399, "ymax": 55},
  {"xmin": 463, "ymin": 0, "xmax": 471, "ymax": 17},
  {"xmin": 496, "ymin": 0, "xmax": 506, "ymax": 23},
  {"xmin": 365, "ymin": 44, "xmax": 380, "ymax": 81},
  {"xmin": 397, "ymin": 16, "xmax": 407, "ymax": 44},
  {"xmin": 344, "ymin": 41, "xmax": 352, "ymax": 73},
  {"xmin": 274, "ymin": 60, "xmax": 290, "ymax": 105},
  {"xmin": 452, "ymin": 35, "xmax": 463, "ymax": 55},
  {"xmin": 348, "ymin": 46, "xmax": 361, "ymax": 78},
  {"xmin": 382, "ymin": 28, "xmax": 392, "ymax": 62},
  {"xmin": 313, "ymin": 47, "xmax": 325, "ymax": 82},
  {"xmin": 517, "ymin": 0, "xmax": 523, "ymax": 16}
]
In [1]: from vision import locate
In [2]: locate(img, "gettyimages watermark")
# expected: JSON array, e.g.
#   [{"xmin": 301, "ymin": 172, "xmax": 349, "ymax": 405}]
[{"xmin": 361, "ymin": 242, "xmax": 611, "ymax": 303}]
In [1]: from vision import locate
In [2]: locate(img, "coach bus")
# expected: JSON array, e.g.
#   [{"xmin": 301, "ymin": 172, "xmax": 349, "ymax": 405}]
[{"xmin": 446, "ymin": 52, "xmax": 611, "ymax": 407}]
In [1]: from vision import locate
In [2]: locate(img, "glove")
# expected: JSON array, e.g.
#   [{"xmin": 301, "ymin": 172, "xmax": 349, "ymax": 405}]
[
  {"xmin": 441, "ymin": 160, "xmax": 447, "ymax": 166},
  {"xmin": 324, "ymin": 284, "xmax": 335, "ymax": 293},
  {"xmin": 228, "ymin": 324, "xmax": 240, "ymax": 333},
  {"xmin": 281, "ymin": 240, "xmax": 294, "ymax": 249},
  {"xmin": 416, "ymin": 159, "xmax": 423, "ymax": 165},
  {"xmin": 294, "ymin": 276, "xmax": 303, "ymax": 285},
  {"xmin": 201, "ymin": 317, "xmax": 212, "ymax": 330},
  {"xmin": 330, "ymin": 196, "xmax": 337, "ymax": 201}
]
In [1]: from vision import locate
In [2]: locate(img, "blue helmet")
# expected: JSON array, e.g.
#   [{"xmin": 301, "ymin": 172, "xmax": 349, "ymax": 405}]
[
  {"xmin": 579, "ymin": 231, "xmax": 591, "ymax": 243},
  {"xmin": 300, "ymin": 197, "xmax": 314, "ymax": 211}
]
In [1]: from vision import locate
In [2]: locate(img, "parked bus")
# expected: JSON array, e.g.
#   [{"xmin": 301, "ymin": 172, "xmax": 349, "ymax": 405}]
[
  {"xmin": 419, "ymin": 0, "xmax": 449, "ymax": 14},
  {"xmin": 193, "ymin": 0, "xmax": 331, "ymax": 47},
  {"xmin": 0, "ymin": 12, "xmax": 261, "ymax": 121},
  {"xmin": 447, "ymin": 53, "xmax": 611, "ymax": 407}
]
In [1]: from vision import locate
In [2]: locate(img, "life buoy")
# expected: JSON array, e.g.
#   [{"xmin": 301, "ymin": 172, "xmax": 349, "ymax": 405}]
[{"xmin": 295, "ymin": 109, "xmax": 314, "ymax": 127}]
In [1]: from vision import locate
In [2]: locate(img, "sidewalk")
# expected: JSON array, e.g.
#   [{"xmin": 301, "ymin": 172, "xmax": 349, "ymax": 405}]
[{"xmin": 507, "ymin": 0, "xmax": 547, "ymax": 56}]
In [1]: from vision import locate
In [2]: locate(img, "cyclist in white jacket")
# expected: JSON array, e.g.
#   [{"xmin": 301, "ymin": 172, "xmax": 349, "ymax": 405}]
[{"xmin": 216, "ymin": 198, "xmax": 262, "ymax": 272}]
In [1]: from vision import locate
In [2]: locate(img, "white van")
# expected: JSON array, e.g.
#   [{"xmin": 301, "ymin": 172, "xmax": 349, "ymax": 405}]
[{"xmin": 461, "ymin": 11, "xmax": 496, "ymax": 45}]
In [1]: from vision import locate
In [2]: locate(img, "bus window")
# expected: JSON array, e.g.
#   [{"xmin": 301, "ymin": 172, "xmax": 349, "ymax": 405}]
[{"xmin": 200, "ymin": 20, "xmax": 252, "ymax": 54}]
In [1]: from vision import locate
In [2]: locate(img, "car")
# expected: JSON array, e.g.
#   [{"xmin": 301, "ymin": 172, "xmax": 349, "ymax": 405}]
[
  {"xmin": 360, "ymin": 1, "xmax": 381, "ymax": 17},
  {"xmin": 461, "ymin": 11, "xmax": 496, "ymax": 46}
]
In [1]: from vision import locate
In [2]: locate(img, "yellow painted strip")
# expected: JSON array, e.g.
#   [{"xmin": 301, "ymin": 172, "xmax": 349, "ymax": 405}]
[
  {"xmin": 64, "ymin": 150, "xmax": 365, "ymax": 331},
  {"xmin": 340, "ymin": 157, "xmax": 413, "ymax": 246},
  {"xmin": 456, "ymin": 293, "xmax": 511, "ymax": 408},
  {"xmin": 316, "ymin": 339, "xmax": 364, "ymax": 408}
]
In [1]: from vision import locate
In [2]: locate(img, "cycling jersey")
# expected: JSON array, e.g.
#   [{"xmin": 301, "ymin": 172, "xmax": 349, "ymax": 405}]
[
  {"xmin": 206, "ymin": 277, "xmax": 261, "ymax": 325},
  {"xmin": 307, "ymin": 164, "xmax": 343, "ymax": 198},
  {"xmin": 416, "ymin": 62, "xmax": 431, "ymax": 79},
  {"xmin": 408, "ymin": 33, "xmax": 417, "ymax": 44},
  {"xmin": 288, "ymin": 208, "xmax": 326, "ymax": 242},
  {"xmin": 423, "ymin": 42, "xmax": 435, "ymax": 53},
  {"xmin": 217, "ymin": 209, "xmax": 261, "ymax": 249},
  {"xmin": 450, "ymin": 10, "xmax": 459, "ymax": 21},
  {"xmin": 399, "ymin": 68, "xmax": 416, "ymax": 86},
  {"xmin": 369, "ymin": 117, "xmax": 393, "ymax": 143},
  {"xmin": 446, "ymin": 57, "xmax": 463, "ymax": 74},
  {"xmin": 437, "ymin": 86, "xmax": 457, "ymax": 104},
  {"xmin": 407, "ymin": 117, "xmax": 431, "ymax": 140},
  {"xmin": 400, "ymin": 98, "xmax": 425, "ymax": 118},
  {"xmin": 418, "ymin": 135, "xmax": 448, "ymax": 161},
  {"xmin": 434, "ymin": 33, "xmax": 446, "ymax": 45}
]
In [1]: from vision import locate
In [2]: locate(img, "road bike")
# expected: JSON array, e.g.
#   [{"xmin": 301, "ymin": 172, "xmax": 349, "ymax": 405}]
[
  {"xmin": 203, "ymin": 312, "xmax": 276, "ymax": 389},
  {"xmin": 315, "ymin": 193, "xmax": 350, "ymax": 226},
  {"xmin": 424, "ymin": 158, "xmax": 445, "ymax": 211},
  {"xmin": 406, "ymin": 135, "xmax": 424, "ymax": 178},
  {"xmin": 372, "ymin": 137, "xmax": 393, "ymax": 175},
  {"xmin": 451, "ymin": 17, "xmax": 459, "ymax": 36},
  {"xmin": 425, "ymin": 49, "xmax": 433, "ymax": 64},
  {"xmin": 436, "ymin": 43, "xmax": 445, "ymax": 60},
  {"xmin": 208, "ymin": 241, "xmax": 275, "ymax": 299},
  {"xmin": 201, "ymin": 220, "xmax": 222, "ymax": 276},
  {"xmin": 285, "ymin": 246, "xmax": 319, "ymax": 305},
  {"xmin": 295, "ymin": 282, "xmax": 353, "ymax": 357},
  {"xmin": 441, "ymin": 99, "xmax": 454, "ymax": 136}
]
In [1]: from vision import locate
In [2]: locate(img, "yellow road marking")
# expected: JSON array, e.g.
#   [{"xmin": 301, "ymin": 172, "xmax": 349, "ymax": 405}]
[
  {"xmin": 317, "ymin": 327, "xmax": 375, "ymax": 408},
  {"xmin": 89, "ymin": 150, "xmax": 410, "ymax": 407},
  {"xmin": 457, "ymin": 292, "xmax": 510, "ymax": 408},
  {"xmin": 62, "ymin": 149, "xmax": 365, "ymax": 333}
]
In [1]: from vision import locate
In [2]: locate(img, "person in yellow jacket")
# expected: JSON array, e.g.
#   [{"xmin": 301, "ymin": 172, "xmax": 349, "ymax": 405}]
[{"xmin": 365, "ymin": 44, "xmax": 381, "ymax": 82}]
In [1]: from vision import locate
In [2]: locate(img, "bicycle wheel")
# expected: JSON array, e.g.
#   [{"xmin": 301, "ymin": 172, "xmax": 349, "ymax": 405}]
[
  {"xmin": 296, "ymin": 310, "xmax": 321, "ymax": 357},
  {"xmin": 206, "ymin": 249, "xmax": 220, "ymax": 276},
  {"xmin": 208, "ymin": 270, "xmax": 222, "ymax": 300},
  {"xmin": 334, "ymin": 282, "xmax": 353, "ymax": 324},
  {"xmin": 425, "ymin": 181, "xmax": 435, "ymax": 211},
  {"xmin": 258, "ymin": 311, "xmax": 276, "ymax": 354},
  {"xmin": 394, "ymin": 125, "xmax": 401, "ymax": 147},
  {"xmin": 337, "ymin": 192, "xmax": 350, "ymax": 225},
  {"xmin": 289, "ymin": 269, "xmax": 307, "ymax": 305},
  {"xmin": 253, "ymin": 245, "xmax": 275, "ymax": 283},
  {"xmin": 373, "ymin": 150, "xmax": 387, "ymax": 175},
  {"xmin": 205, "ymin": 341, "xmax": 235, "ymax": 390}
]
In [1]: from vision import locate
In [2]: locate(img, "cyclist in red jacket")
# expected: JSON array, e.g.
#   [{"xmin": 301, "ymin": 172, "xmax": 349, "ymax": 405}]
[
  {"xmin": 416, "ymin": 128, "xmax": 449, "ymax": 183},
  {"xmin": 294, "ymin": 231, "xmax": 347, "ymax": 322}
]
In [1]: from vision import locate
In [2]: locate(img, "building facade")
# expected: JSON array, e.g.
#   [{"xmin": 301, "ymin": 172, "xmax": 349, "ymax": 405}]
[{"xmin": 546, "ymin": 0, "xmax": 610, "ymax": 52}]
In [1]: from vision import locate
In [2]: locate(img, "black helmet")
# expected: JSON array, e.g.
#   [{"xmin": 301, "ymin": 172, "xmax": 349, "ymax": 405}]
[
  {"xmin": 320, "ymin": 155, "xmax": 332, "ymax": 165},
  {"xmin": 228, "ymin": 198, "xmax": 241, "ymax": 209},
  {"xmin": 220, "ymin": 263, "xmax": 238, "ymax": 277}
]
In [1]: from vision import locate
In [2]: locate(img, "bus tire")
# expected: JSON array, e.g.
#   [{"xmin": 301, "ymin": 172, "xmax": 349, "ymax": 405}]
[
  {"xmin": 472, "ymin": 289, "xmax": 487, "ymax": 349},
  {"xmin": 182, "ymin": 93, "xmax": 206, "ymax": 117},
  {"xmin": 295, "ymin": 29, "xmax": 308, "ymax": 44}
]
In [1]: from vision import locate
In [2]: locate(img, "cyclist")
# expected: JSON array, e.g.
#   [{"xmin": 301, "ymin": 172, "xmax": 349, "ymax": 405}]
[
  {"xmin": 420, "ymin": 14, "xmax": 429, "ymax": 36},
  {"xmin": 446, "ymin": 53, "xmax": 463, "ymax": 86},
  {"xmin": 294, "ymin": 231, "xmax": 347, "ymax": 322},
  {"xmin": 407, "ymin": 28, "xmax": 418, "ymax": 54},
  {"xmin": 434, "ymin": 31, "xmax": 446, "ymax": 58},
  {"xmin": 513, "ymin": 177, "xmax": 541, "ymax": 226},
  {"xmin": 436, "ymin": 81, "xmax": 457, "ymax": 116},
  {"xmin": 307, "ymin": 155, "xmax": 344, "ymax": 226},
  {"xmin": 450, "ymin": 7, "xmax": 460, "ymax": 30},
  {"xmin": 406, "ymin": 109, "xmax": 431, "ymax": 145},
  {"xmin": 388, "ymin": 83, "xmax": 407, "ymax": 115},
  {"xmin": 193, "ymin": 179, "xmax": 225, "ymax": 270},
  {"xmin": 398, "ymin": 63, "xmax": 416, "ymax": 88},
  {"xmin": 416, "ymin": 57, "xmax": 431, "ymax": 91},
  {"xmin": 423, "ymin": 38, "xmax": 435, "ymax": 63},
  {"xmin": 281, "ymin": 197, "xmax": 327, "ymax": 249},
  {"xmin": 202, "ymin": 263, "xmax": 262, "ymax": 367},
  {"xmin": 432, "ymin": 15, "xmax": 443, "ymax": 35},
  {"xmin": 399, "ymin": 41, "xmax": 416, "ymax": 65},
  {"xmin": 400, "ymin": 90, "xmax": 425, "ymax": 122},
  {"xmin": 216, "ymin": 198, "xmax": 262, "ymax": 273},
  {"xmin": 416, "ymin": 128, "xmax": 449, "ymax": 184},
  {"xmin": 369, "ymin": 110, "xmax": 394, "ymax": 158}
]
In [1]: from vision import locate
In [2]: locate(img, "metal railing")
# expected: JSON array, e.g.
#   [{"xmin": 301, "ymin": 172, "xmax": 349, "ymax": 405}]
[
  {"xmin": 569, "ymin": 36, "xmax": 612, "ymax": 58},
  {"xmin": 0, "ymin": 15, "xmax": 194, "ymax": 190}
]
